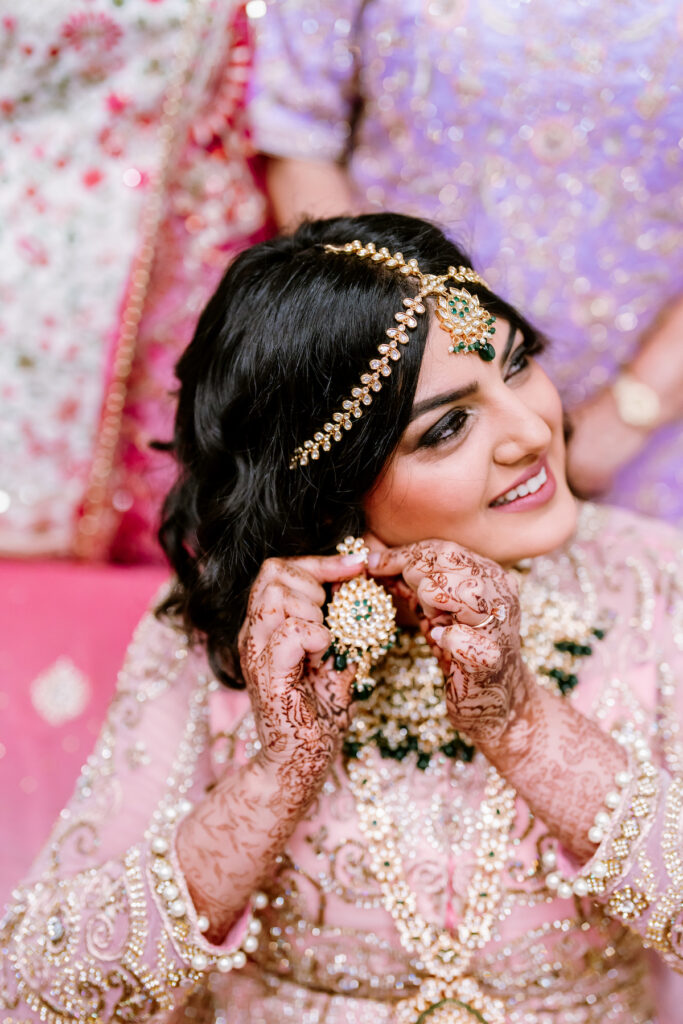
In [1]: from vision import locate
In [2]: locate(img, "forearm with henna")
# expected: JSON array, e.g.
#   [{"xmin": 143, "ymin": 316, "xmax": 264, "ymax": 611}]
[
  {"xmin": 369, "ymin": 540, "xmax": 630, "ymax": 863},
  {"xmin": 477, "ymin": 683, "xmax": 627, "ymax": 863},
  {"xmin": 176, "ymin": 553, "xmax": 361, "ymax": 944},
  {"xmin": 177, "ymin": 749, "xmax": 325, "ymax": 944}
]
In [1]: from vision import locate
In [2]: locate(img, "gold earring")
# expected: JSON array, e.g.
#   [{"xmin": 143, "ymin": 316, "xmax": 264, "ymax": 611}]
[{"xmin": 325, "ymin": 537, "xmax": 397, "ymax": 698}]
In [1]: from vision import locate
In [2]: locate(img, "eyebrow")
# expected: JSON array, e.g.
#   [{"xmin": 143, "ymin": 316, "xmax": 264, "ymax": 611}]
[{"xmin": 409, "ymin": 322, "xmax": 518, "ymax": 423}]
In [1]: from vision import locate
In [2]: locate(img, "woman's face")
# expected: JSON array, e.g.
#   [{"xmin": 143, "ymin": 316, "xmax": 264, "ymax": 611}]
[{"xmin": 364, "ymin": 317, "xmax": 578, "ymax": 567}]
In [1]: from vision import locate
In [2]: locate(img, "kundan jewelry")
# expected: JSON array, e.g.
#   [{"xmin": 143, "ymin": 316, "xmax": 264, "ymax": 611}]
[
  {"xmin": 347, "ymin": 743, "xmax": 512, "ymax": 1024},
  {"xmin": 289, "ymin": 241, "xmax": 496, "ymax": 468},
  {"xmin": 342, "ymin": 566, "xmax": 608, "ymax": 770},
  {"xmin": 324, "ymin": 537, "xmax": 398, "ymax": 698},
  {"xmin": 341, "ymin": 571, "xmax": 611, "ymax": 1022}
]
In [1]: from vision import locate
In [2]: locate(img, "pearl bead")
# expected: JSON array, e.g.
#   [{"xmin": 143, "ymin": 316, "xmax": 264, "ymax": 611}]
[
  {"xmin": 253, "ymin": 891, "xmax": 269, "ymax": 910},
  {"xmin": 153, "ymin": 861, "xmax": 172, "ymax": 881},
  {"xmin": 46, "ymin": 915, "xmax": 65, "ymax": 942},
  {"xmin": 169, "ymin": 899, "xmax": 186, "ymax": 918},
  {"xmin": 197, "ymin": 915, "xmax": 210, "ymax": 933},
  {"xmin": 557, "ymin": 882, "xmax": 573, "ymax": 900},
  {"xmin": 573, "ymin": 877, "xmax": 589, "ymax": 897},
  {"xmin": 232, "ymin": 950, "xmax": 247, "ymax": 969},
  {"xmin": 591, "ymin": 860, "xmax": 607, "ymax": 878},
  {"xmin": 178, "ymin": 799, "xmax": 194, "ymax": 816},
  {"xmin": 163, "ymin": 883, "xmax": 179, "ymax": 901},
  {"xmin": 151, "ymin": 837, "xmax": 169, "ymax": 855},
  {"xmin": 243, "ymin": 935, "xmax": 259, "ymax": 953},
  {"xmin": 604, "ymin": 790, "xmax": 621, "ymax": 809},
  {"xmin": 588, "ymin": 826, "xmax": 604, "ymax": 844},
  {"xmin": 541, "ymin": 850, "xmax": 557, "ymax": 870},
  {"xmin": 248, "ymin": 918, "xmax": 262, "ymax": 935},
  {"xmin": 615, "ymin": 771, "xmax": 631, "ymax": 788},
  {"xmin": 594, "ymin": 810, "xmax": 611, "ymax": 829},
  {"xmin": 635, "ymin": 746, "xmax": 650, "ymax": 762},
  {"xmin": 191, "ymin": 952, "xmax": 208, "ymax": 971},
  {"xmin": 545, "ymin": 872, "xmax": 560, "ymax": 890},
  {"xmin": 217, "ymin": 955, "xmax": 233, "ymax": 973}
]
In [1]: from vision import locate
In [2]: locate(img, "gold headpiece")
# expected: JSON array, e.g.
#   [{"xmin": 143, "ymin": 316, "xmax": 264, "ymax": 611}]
[{"xmin": 290, "ymin": 239, "xmax": 496, "ymax": 469}]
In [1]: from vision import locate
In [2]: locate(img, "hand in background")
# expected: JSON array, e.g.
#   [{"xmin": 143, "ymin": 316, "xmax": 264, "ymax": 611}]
[
  {"xmin": 566, "ymin": 388, "xmax": 648, "ymax": 497},
  {"xmin": 567, "ymin": 294, "xmax": 683, "ymax": 497}
]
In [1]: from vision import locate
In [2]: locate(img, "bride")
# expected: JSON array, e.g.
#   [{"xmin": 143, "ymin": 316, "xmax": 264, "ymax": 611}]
[{"xmin": 2, "ymin": 213, "xmax": 682, "ymax": 1023}]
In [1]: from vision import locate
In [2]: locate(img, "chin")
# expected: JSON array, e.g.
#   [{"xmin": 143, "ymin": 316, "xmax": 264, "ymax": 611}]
[{"xmin": 489, "ymin": 490, "xmax": 579, "ymax": 567}]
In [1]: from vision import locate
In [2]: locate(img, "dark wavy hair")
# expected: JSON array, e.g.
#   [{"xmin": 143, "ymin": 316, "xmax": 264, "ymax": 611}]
[{"xmin": 158, "ymin": 213, "xmax": 544, "ymax": 686}]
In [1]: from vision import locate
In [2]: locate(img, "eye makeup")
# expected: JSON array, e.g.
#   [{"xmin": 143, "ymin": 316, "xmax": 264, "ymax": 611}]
[{"xmin": 412, "ymin": 332, "xmax": 538, "ymax": 451}]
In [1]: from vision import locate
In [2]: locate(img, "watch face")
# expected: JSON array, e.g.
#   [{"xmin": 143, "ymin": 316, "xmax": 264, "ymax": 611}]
[{"xmin": 613, "ymin": 374, "xmax": 661, "ymax": 428}]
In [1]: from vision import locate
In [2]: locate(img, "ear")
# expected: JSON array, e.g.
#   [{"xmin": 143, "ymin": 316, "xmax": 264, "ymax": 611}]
[{"xmin": 362, "ymin": 530, "xmax": 389, "ymax": 554}]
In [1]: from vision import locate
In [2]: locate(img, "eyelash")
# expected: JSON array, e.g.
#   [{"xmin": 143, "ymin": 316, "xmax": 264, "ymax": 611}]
[{"xmin": 418, "ymin": 337, "xmax": 537, "ymax": 450}]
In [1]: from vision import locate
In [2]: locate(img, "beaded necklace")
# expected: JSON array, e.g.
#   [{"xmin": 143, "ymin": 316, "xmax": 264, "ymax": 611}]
[
  {"xmin": 347, "ymin": 750, "xmax": 512, "ymax": 1023},
  {"xmin": 343, "ymin": 570, "xmax": 607, "ymax": 769},
  {"xmin": 344, "ymin": 575, "xmax": 608, "ymax": 1023}
]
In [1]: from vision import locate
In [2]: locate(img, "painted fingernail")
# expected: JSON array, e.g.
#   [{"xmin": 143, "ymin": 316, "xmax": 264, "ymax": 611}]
[
  {"xmin": 367, "ymin": 552, "xmax": 381, "ymax": 568},
  {"xmin": 431, "ymin": 626, "xmax": 445, "ymax": 644},
  {"xmin": 341, "ymin": 553, "xmax": 367, "ymax": 566}
]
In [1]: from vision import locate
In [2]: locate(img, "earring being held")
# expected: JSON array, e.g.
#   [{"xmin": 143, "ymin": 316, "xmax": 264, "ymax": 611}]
[{"xmin": 325, "ymin": 537, "xmax": 398, "ymax": 699}]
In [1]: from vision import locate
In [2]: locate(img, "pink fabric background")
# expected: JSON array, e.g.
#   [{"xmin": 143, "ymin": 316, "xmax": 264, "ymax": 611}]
[{"xmin": 0, "ymin": 559, "xmax": 167, "ymax": 900}]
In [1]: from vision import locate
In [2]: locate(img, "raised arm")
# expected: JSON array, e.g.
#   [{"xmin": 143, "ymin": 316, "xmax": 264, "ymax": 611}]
[
  {"xmin": 248, "ymin": 0, "xmax": 363, "ymax": 228},
  {"xmin": 176, "ymin": 552, "xmax": 365, "ymax": 941},
  {"xmin": 368, "ymin": 540, "xmax": 627, "ymax": 861},
  {"xmin": 567, "ymin": 294, "xmax": 683, "ymax": 498},
  {"xmin": 1, "ymin": 552, "xmax": 364, "ymax": 1021},
  {"xmin": 367, "ymin": 535, "xmax": 683, "ymax": 975},
  {"xmin": 265, "ymin": 156, "xmax": 356, "ymax": 230}
]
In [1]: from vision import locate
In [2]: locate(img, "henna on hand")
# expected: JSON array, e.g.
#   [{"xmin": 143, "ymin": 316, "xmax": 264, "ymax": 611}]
[
  {"xmin": 368, "ymin": 538, "xmax": 627, "ymax": 862},
  {"xmin": 369, "ymin": 539, "xmax": 525, "ymax": 741},
  {"xmin": 479, "ymin": 685, "xmax": 627, "ymax": 863},
  {"xmin": 177, "ymin": 552, "xmax": 364, "ymax": 940}
]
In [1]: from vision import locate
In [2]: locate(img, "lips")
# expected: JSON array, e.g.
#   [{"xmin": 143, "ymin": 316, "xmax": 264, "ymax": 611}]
[{"xmin": 489, "ymin": 457, "xmax": 555, "ymax": 509}]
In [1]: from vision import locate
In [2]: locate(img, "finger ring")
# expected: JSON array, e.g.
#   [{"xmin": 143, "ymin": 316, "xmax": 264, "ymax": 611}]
[{"xmin": 470, "ymin": 605, "xmax": 506, "ymax": 629}]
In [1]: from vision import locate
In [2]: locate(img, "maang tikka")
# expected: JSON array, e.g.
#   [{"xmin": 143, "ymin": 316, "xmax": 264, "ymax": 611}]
[{"xmin": 290, "ymin": 240, "xmax": 496, "ymax": 468}]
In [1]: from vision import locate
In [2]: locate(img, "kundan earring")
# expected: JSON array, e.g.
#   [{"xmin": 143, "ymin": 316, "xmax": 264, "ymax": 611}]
[{"xmin": 325, "ymin": 537, "xmax": 398, "ymax": 699}]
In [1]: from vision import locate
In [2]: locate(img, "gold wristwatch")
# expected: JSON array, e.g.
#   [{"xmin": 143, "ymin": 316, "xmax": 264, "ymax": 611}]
[{"xmin": 611, "ymin": 371, "xmax": 661, "ymax": 429}]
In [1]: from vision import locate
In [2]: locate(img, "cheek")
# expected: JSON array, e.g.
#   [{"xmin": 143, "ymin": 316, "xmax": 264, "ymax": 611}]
[
  {"xmin": 364, "ymin": 457, "xmax": 477, "ymax": 545},
  {"xmin": 535, "ymin": 368, "xmax": 564, "ymax": 430},
  {"xmin": 364, "ymin": 464, "xmax": 418, "ymax": 540}
]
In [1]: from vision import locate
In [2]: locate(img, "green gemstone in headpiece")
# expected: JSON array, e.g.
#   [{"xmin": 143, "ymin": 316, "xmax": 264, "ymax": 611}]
[{"xmin": 435, "ymin": 287, "xmax": 497, "ymax": 363}]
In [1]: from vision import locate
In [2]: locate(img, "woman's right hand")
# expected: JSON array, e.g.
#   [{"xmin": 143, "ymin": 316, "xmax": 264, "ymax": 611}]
[
  {"xmin": 237, "ymin": 552, "xmax": 365, "ymax": 809},
  {"xmin": 178, "ymin": 552, "xmax": 365, "ymax": 940}
]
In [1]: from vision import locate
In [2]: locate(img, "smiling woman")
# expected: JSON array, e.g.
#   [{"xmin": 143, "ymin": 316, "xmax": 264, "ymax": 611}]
[
  {"xmin": 364, "ymin": 312, "xmax": 574, "ymax": 567},
  {"xmin": 3, "ymin": 214, "xmax": 683, "ymax": 1024}
]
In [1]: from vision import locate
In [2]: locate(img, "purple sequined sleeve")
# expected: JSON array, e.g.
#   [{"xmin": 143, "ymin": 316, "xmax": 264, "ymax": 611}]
[{"xmin": 249, "ymin": 0, "xmax": 363, "ymax": 162}]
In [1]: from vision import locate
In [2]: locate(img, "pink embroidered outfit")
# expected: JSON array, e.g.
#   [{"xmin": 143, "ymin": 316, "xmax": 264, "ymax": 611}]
[{"xmin": 2, "ymin": 503, "xmax": 683, "ymax": 1021}]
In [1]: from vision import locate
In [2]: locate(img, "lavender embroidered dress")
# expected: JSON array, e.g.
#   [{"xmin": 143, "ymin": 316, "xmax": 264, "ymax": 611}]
[{"xmin": 249, "ymin": 0, "xmax": 683, "ymax": 522}]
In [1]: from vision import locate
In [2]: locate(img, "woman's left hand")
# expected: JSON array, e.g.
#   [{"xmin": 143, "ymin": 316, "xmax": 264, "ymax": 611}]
[{"xmin": 368, "ymin": 539, "xmax": 534, "ymax": 743}]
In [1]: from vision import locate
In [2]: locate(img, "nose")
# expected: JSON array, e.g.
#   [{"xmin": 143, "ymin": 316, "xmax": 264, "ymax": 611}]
[{"xmin": 491, "ymin": 387, "xmax": 553, "ymax": 465}]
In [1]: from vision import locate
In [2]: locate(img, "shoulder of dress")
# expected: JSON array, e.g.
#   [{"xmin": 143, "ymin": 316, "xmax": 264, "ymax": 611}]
[
  {"xmin": 114, "ymin": 591, "xmax": 216, "ymax": 704},
  {"xmin": 575, "ymin": 501, "xmax": 682, "ymax": 564}
]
